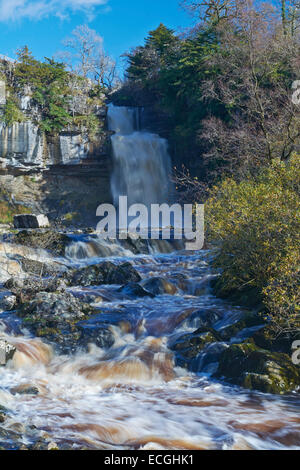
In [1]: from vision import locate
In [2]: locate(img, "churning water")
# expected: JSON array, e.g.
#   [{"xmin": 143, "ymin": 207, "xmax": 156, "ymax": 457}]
[{"xmin": 0, "ymin": 248, "xmax": 300, "ymax": 450}]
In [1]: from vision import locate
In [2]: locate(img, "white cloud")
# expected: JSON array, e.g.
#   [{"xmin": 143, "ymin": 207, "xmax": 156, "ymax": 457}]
[{"xmin": 0, "ymin": 0, "xmax": 109, "ymax": 22}]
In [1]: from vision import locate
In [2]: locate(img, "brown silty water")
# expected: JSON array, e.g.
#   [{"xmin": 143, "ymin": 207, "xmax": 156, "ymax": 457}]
[{"xmin": 0, "ymin": 245, "xmax": 299, "ymax": 450}]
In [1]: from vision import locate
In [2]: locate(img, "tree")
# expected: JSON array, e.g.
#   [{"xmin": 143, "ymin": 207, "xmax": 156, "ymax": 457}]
[
  {"xmin": 181, "ymin": 0, "xmax": 236, "ymax": 24},
  {"xmin": 62, "ymin": 25, "xmax": 117, "ymax": 89},
  {"xmin": 275, "ymin": 0, "xmax": 300, "ymax": 35},
  {"xmin": 126, "ymin": 24, "xmax": 179, "ymax": 87}
]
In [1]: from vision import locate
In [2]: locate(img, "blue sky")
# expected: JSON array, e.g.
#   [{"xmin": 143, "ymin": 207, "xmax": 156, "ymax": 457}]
[{"xmin": 0, "ymin": 0, "xmax": 192, "ymax": 68}]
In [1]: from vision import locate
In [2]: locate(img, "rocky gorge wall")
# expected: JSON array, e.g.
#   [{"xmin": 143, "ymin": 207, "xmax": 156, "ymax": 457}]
[{"xmin": 0, "ymin": 72, "xmax": 112, "ymax": 227}]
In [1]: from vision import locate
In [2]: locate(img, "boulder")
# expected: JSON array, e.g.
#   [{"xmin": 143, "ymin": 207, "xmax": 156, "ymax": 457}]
[
  {"xmin": 215, "ymin": 342, "xmax": 300, "ymax": 394},
  {"xmin": 0, "ymin": 339, "xmax": 16, "ymax": 365},
  {"xmin": 10, "ymin": 384, "xmax": 39, "ymax": 396},
  {"xmin": 170, "ymin": 328, "xmax": 219, "ymax": 370},
  {"xmin": 5, "ymin": 276, "xmax": 67, "ymax": 303},
  {"xmin": 14, "ymin": 214, "xmax": 50, "ymax": 229},
  {"xmin": 16, "ymin": 291, "xmax": 96, "ymax": 353},
  {"xmin": 218, "ymin": 312, "xmax": 265, "ymax": 342},
  {"xmin": 183, "ymin": 308, "xmax": 224, "ymax": 330},
  {"xmin": 16, "ymin": 256, "xmax": 64, "ymax": 277},
  {"xmin": 0, "ymin": 294, "xmax": 17, "ymax": 311},
  {"xmin": 141, "ymin": 277, "xmax": 178, "ymax": 296},
  {"xmin": 118, "ymin": 283, "xmax": 154, "ymax": 299},
  {"xmin": 77, "ymin": 323, "xmax": 115, "ymax": 350},
  {"xmin": 12, "ymin": 230, "xmax": 70, "ymax": 256},
  {"xmin": 65, "ymin": 261, "xmax": 141, "ymax": 287}
]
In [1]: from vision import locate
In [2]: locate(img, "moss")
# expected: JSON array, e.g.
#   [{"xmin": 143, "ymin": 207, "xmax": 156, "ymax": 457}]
[
  {"xmin": 35, "ymin": 327, "xmax": 61, "ymax": 337},
  {"xmin": 215, "ymin": 342, "xmax": 300, "ymax": 394}
]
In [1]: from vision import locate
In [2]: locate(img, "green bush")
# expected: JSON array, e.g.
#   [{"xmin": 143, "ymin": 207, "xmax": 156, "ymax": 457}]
[
  {"xmin": 14, "ymin": 47, "xmax": 72, "ymax": 133},
  {"xmin": 206, "ymin": 154, "xmax": 300, "ymax": 335},
  {"xmin": 2, "ymin": 98, "xmax": 25, "ymax": 126}
]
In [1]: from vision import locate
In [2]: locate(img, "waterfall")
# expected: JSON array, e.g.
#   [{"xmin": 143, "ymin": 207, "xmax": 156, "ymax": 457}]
[{"xmin": 108, "ymin": 104, "xmax": 172, "ymax": 208}]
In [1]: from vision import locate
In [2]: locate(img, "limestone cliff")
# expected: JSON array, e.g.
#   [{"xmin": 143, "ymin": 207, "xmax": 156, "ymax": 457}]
[{"xmin": 0, "ymin": 57, "xmax": 112, "ymax": 226}]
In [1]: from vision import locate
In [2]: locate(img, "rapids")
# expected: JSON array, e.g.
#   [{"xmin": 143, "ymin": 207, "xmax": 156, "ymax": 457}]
[{"xmin": 0, "ymin": 247, "xmax": 299, "ymax": 450}]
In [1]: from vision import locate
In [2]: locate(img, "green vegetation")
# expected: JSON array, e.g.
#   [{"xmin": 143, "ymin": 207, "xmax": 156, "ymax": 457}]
[
  {"xmin": 14, "ymin": 47, "xmax": 72, "ymax": 133},
  {"xmin": 123, "ymin": 3, "xmax": 300, "ymax": 182},
  {"xmin": 2, "ymin": 97, "xmax": 25, "ymax": 126},
  {"xmin": 0, "ymin": 200, "xmax": 30, "ymax": 225},
  {"xmin": 0, "ymin": 44, "xmax": 106, "ymax": 135},
  {"xmin": 206, "ymin": 154, "xmax": 300, "ymax": 337}
]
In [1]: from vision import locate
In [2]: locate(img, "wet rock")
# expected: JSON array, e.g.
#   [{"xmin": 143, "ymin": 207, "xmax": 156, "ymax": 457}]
[
  {"xmin": 13, "ymin": 255, "xmax": 65, "ymax": 277},
  {"xmin": 16, "ymin": 291, "xmax": 96, "ymax": 352},
  {"xmin": 218, "ymin": 312, "xmax": 265, "ymax": 342},
  {"xmin": 65, "ymin": 261, "xmax": 141, "ymax": 287},
  {"xmin": 12, "ymin": 230, "xmax": 71, "ymax": 256},
  {"xmin": 121, "ymin": 234, "xmax": 150, "ymax": 255},
  {"xmin": 141, "ymin": 277, "xmax": 178, "ymax": 296},
  {"xmin": 215, "ymin": 342, "xmax": 300, "ymax": 394},
  {"xmin": 0, "ymin": 294, "xmax": 17, "ymax": 311},
  {"xmin": 5, "ymin": 277, "xmax": 67, "ymax": 304},
  {"xmin": 0, "ymin": 339, "xmax": 16, "ymax": 365},
  {"xmin": 14, "ymin": 214, "xmax": 50, "ymax": 229},
  {"xmin": 0, "ymin": 407, "xmax": 6, "ymax": 423},
  {"xmin": 170, "ymin": 328, "xmax": 219, "ymax": 370},
  {"xmin": 183, "ymin": 308, "xmax": 224, "ymax": 330},
  {"xmin": 0, "ymin": 256, "xmax": 22, "ymax": 283},
  {"xmin": 77, "ymin": 323, "xmax": 115, "ymax": 350},
  {"xmin": 118, "ymin": 283, "xmax": 154, "ymax": 299},
  {"xmin": 11, "ymin": 384, "xmax": 39, "ymax": 395},
  {"xmin": 18, "ymin": 291, "xmax": 90, "ymax": 324},
  {"xmin": 192, "ymin": 342, "xmax": 229, "ymax": 374}
]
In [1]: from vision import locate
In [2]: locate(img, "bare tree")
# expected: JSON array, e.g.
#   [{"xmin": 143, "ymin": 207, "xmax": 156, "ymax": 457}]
[
  {"xmin": 181, "ymin": 0, "xmax": 237, "ymax": 24},
  {"xmin": 197, "ymin": 0, "xmax": 300, "ymax": 178},
  {"xmin": 62, "ymin": 24, "xmax": 117, "ymax": 89}
]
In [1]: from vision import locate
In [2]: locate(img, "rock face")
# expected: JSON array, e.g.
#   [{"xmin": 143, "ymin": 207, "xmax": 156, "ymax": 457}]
[
  {"xmin": 0, "ymin": 80, "xmax": 6, "ymax": 106},
  {"xmin": 14, "ymin": 214, "xmax": 50, "ymax": 229},
  {"xmin": 0, "ymin": 66, "xmax": 112, "ymax": 225},
  {"xmin": 0, "ymin": 122, "xmax": 44, "ymax": 169}
]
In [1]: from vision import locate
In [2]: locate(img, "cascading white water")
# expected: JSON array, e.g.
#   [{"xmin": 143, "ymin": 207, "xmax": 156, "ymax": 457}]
[
  {"xmin": 108, "ymin": 104, "xmax": 172, "ymax": 207},
  {"xmin": 65, "ymin": 105, "xmax": 177, "ymax": 260}
]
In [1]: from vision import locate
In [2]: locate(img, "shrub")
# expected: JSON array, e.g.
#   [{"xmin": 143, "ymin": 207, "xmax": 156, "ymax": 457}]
[
  {"xmin": 205, "ymin": 154, "xmax": 300, "ymax": 335},
  {"xmin": 0, "ymin": 201, "xmax": 30, "ymax": 224},
  {"xmin": 2, "ymin": 98, "xmax": 25, "ymax": 126}
]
